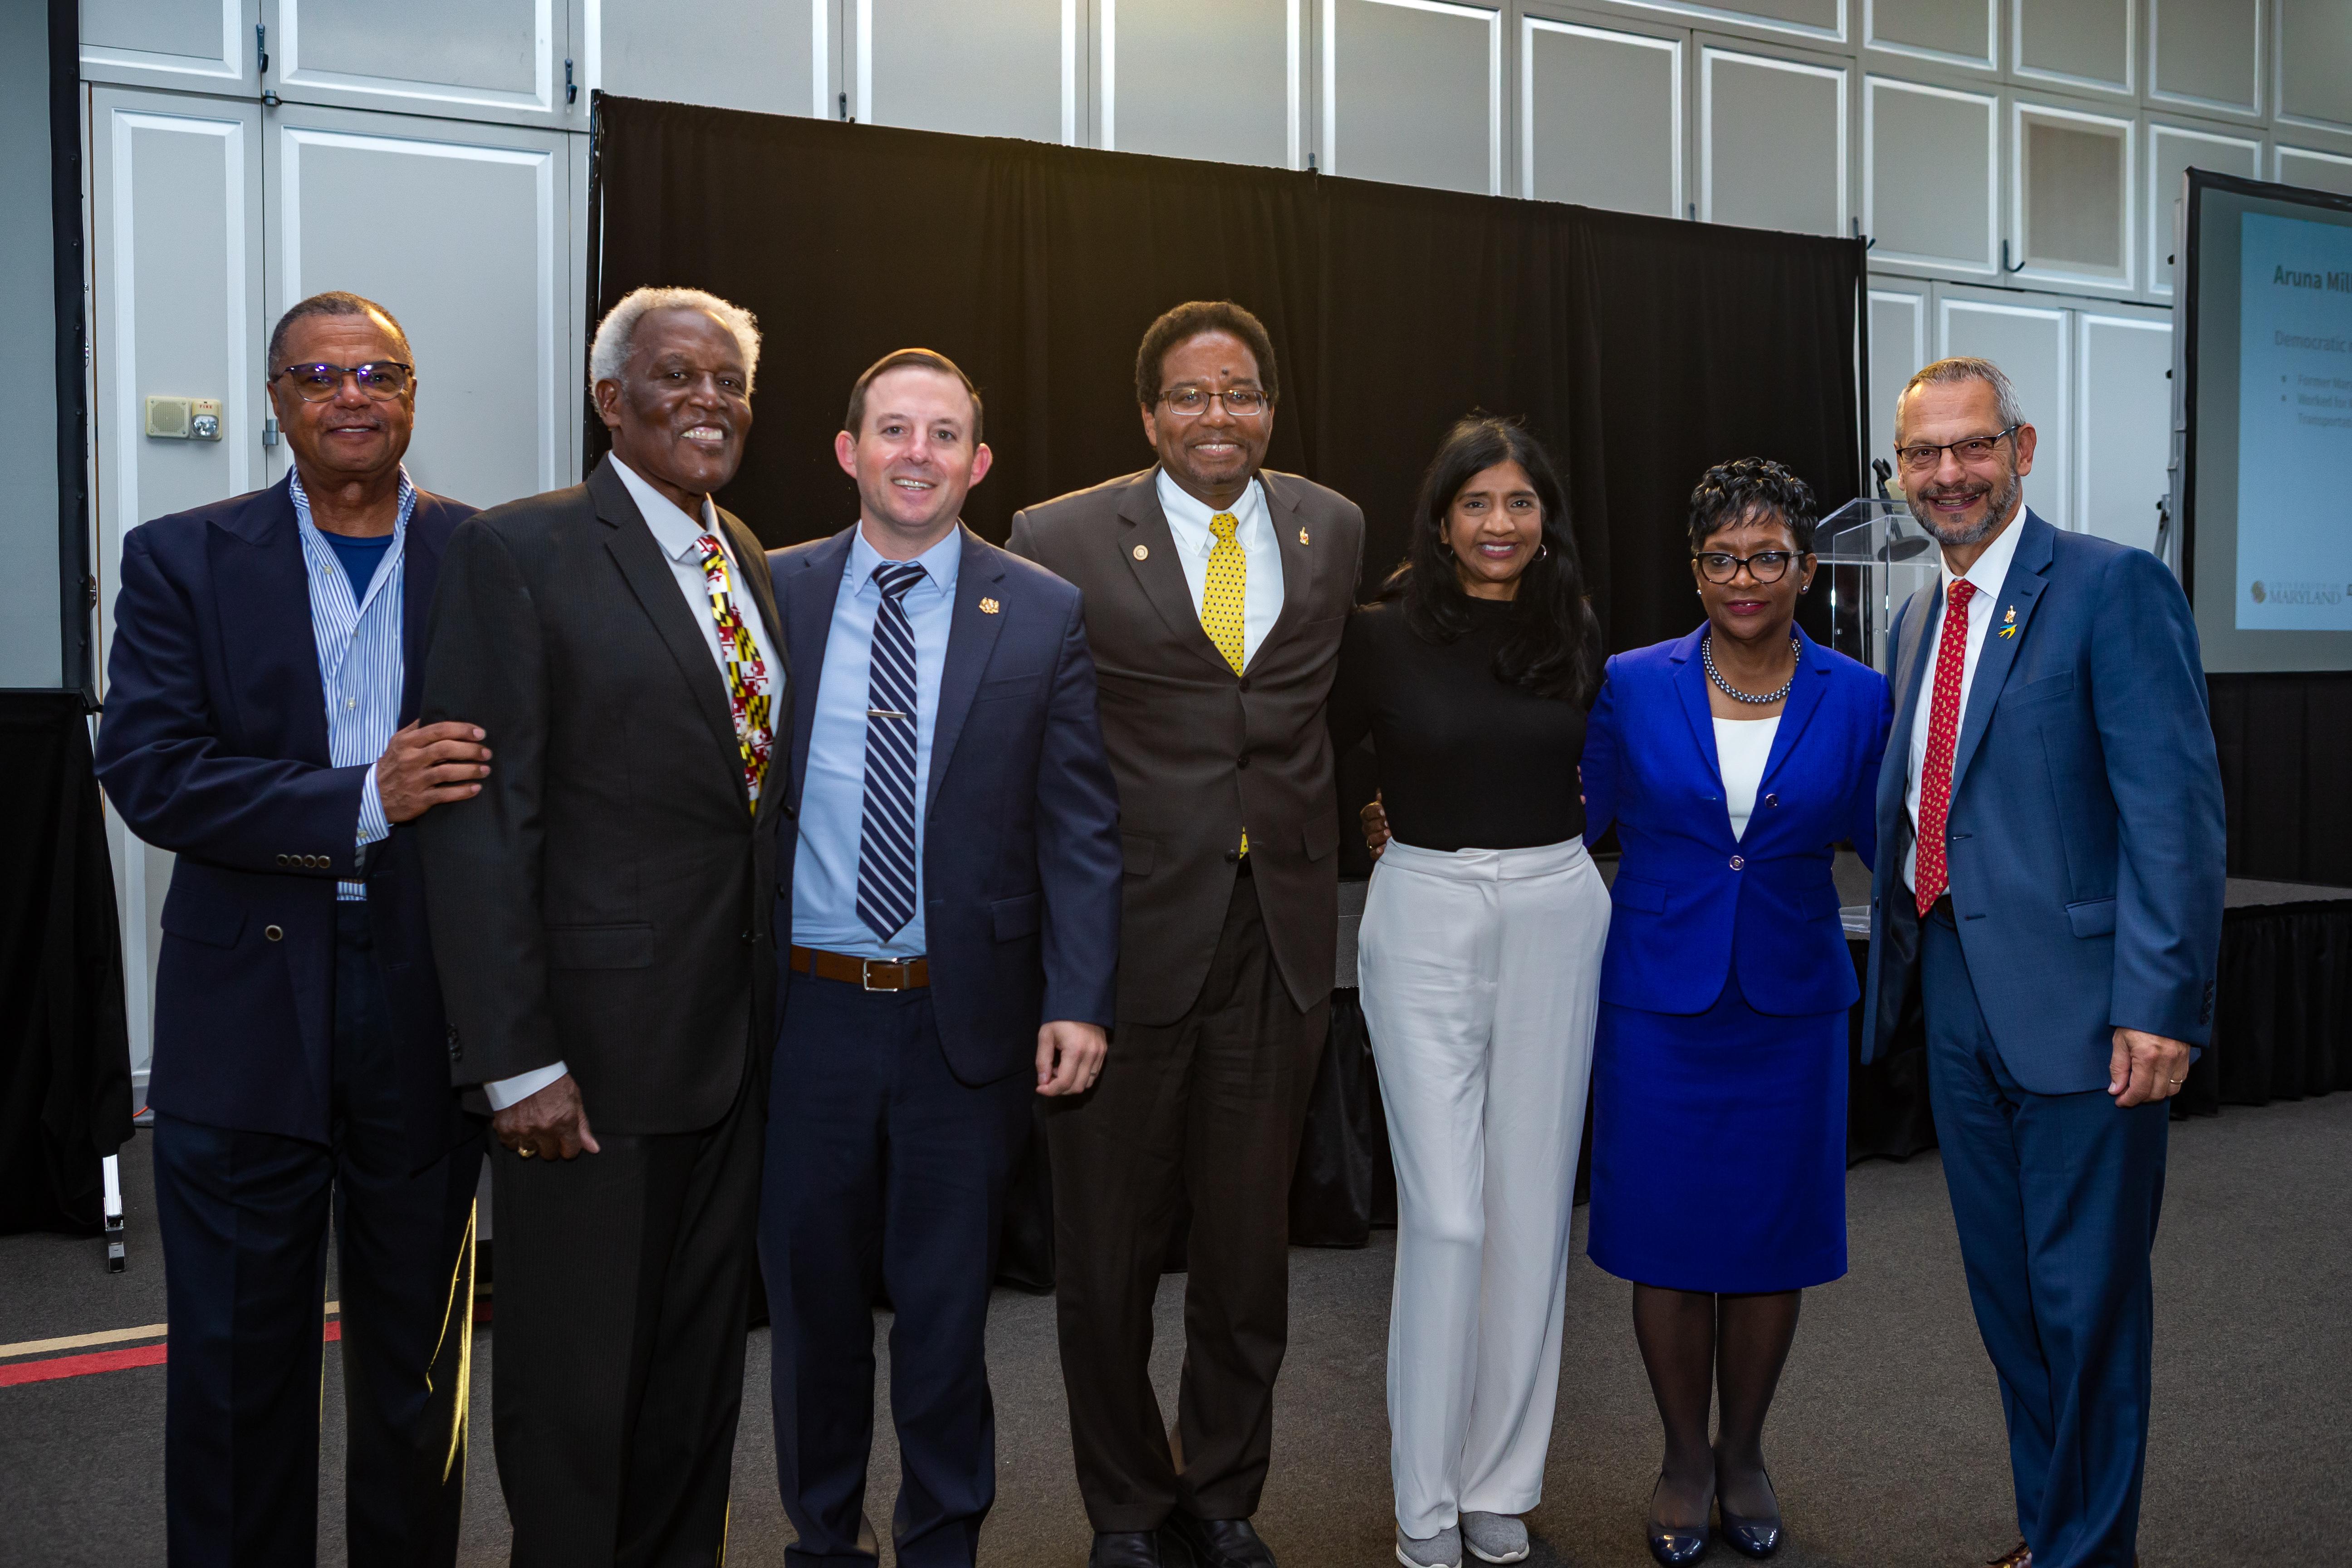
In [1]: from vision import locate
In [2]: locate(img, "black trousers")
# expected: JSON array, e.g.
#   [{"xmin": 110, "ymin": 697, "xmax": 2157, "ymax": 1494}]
[
  {"xmin": 155, "ymin": 904, "xmax": 482, "ymax": 1568},
  {"xmin": 1046, "ymin": 874, "xmax": 1328, "ymax": 1531},
  {"xmin": 489, "ymin": 1046, "xmax": 763, "ymax": 1568},
  {"xmin": 760, "ymin": 970, "xmax": 1033, "ymax": 1568}
]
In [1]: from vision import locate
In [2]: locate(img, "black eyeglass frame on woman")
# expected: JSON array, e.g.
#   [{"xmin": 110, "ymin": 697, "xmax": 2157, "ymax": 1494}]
[
  {"xmin": 1893, "ymin": 423, "xmax": 2019, "ymax": 474},
  {"xmin": 272, "ymin": 361, "xmax": 415, "ymax": 402},
  {"xmin": 1690, "ymin": 549, "xmax": 1806, "ymax": 585}
]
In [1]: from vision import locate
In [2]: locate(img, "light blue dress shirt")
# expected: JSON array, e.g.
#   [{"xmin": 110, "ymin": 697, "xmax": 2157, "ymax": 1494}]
[
  {"xmin": 289, "ymin": 464, "xmax": 414, "ymax": 902},
  {"xmin": 791, "ymin": 524, "xmax": 964, "ymax": 959}
]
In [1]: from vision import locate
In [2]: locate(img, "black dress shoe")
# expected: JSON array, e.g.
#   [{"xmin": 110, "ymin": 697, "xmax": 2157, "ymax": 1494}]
[
  {"xmin": 1646, "ymin": 1476, "xmax": 1712, "ymax": 1566},
  {"xmin": 1165, "ymin": 1513, "xmax": 1276, "ymax": 1568},
  {"xmin": 1090, "ymin": 1528, "xmax": 1190, "ymax": 1568},
  {"xmin": 1715, "ymin": 1470, "xmax": 1782, "ymax": 1559}
]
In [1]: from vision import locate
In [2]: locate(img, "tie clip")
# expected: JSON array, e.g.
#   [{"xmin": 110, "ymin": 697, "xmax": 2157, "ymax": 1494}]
[{"xmin": 867, "ymin": 708, "xmax": 909, "ymax": 720}]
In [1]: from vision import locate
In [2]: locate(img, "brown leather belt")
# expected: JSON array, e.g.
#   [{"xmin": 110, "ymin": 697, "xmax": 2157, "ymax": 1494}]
[{"xmin": 789, "ymin": 945, "xmax": 930, "ymax": 990}]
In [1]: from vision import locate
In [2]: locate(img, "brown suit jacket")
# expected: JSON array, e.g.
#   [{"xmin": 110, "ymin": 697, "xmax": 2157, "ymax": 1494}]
[{"xmin": 1008, "ymin": 466, "xmax": 1364, "ymax": 1024}]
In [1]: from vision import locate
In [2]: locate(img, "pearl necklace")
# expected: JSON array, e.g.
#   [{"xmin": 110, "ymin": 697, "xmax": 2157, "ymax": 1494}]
[{"xmin": 1703, "ymin": 632, "xmax": 1799, "ymax": 705}]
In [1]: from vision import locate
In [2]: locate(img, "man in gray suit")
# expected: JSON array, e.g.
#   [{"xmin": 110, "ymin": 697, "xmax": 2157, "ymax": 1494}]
[
  {"xmin": 1009, "ymin": 299, "xmax": 1365, "ymax": 1568},
  {"xmin": 418, "ymin": 287, "xmax": 786, "ymax": 1567}
]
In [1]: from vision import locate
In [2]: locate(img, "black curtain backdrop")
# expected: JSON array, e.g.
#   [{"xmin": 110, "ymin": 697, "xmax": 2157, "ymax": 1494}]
[
  {"xmin": 588, "ymin": 96, "xmax": 1864, "ymax": 653},
  {"xmin": 2209, "ymin": 672, "xmax": 2352, "ymax": 888},
  {"xmin": 0, "ymin": 693, "xmax": 132, "ymax": 1235}
]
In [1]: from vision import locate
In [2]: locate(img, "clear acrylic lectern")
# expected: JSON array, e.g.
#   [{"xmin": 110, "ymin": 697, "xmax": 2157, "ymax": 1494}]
[{"xmin": 1815, "ymin": 497, "xmax": 1940, "ymax": 677}]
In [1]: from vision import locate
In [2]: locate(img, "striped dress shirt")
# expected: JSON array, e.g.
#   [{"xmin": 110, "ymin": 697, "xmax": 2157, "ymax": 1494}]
[{"xmin": 289, "ymin": 464, "xmax": 416, "ymax": 901}]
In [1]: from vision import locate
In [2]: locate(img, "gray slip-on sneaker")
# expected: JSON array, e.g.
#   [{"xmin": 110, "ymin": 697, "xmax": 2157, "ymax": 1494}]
[
  {"xmin": 1460, "ymin": 1512, "xmax": 1529, "ymax": 1564},
  {"xmin": 1396, "ymin": 1523, "xmax": 1462, "ymax": 1568}
]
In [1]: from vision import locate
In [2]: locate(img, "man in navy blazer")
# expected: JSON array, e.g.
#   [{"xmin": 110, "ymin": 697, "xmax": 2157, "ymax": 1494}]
[
  {"xmin": 760, "ymin": 349, "xmax": 1121, "ymax": 1568},
  {"xmin": 93, "ymin": 293, "xmax": 491, "ymax": 1567},
  {"xmin": 1862, "ymin": 358, "xmax": 2225, "ymax": 1568}
]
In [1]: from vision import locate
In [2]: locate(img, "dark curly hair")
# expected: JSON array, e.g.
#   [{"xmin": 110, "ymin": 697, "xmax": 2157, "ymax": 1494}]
[
  {"xmin": 1134, "ymin": 300, "xmax": 1279, "ymax": 411},
  {"xmin": 1686, "ymin": 457, "xmax": 1819, "ymax": 553},
  {"xmin": 1377, "ymin": 415, "xmax": 1602, "ymax": 705}
]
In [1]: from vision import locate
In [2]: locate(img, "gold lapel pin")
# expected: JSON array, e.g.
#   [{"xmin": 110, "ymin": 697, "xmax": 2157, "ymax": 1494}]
[
  {"xmin": 1132, "ymin": 544, "xmax": 1149, "ymax": 561},
  {"xmin": 1298, "ymin": 527, "xmax": 1310, "ymax": 545},
  {"xmin": 979, "ymin": 597, "xmax": 1000, "ymax": 615}
]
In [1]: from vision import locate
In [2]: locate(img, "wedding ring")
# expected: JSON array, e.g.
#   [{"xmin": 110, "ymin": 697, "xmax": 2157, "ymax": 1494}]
[{"xmin": 516, "ymin": 1145, "xmax": 535, "ymax": 1158}]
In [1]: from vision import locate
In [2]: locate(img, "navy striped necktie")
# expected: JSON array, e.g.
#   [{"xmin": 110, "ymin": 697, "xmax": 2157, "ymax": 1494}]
[{"xmin": 857, "ymin": 561, "xmax": 930, "ymax": 943}]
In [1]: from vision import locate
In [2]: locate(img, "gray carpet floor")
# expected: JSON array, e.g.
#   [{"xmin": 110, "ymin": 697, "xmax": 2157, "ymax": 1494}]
[{"xmin": 4, "ymin": 1091, "xmax": 2346, "ymax": 1568}]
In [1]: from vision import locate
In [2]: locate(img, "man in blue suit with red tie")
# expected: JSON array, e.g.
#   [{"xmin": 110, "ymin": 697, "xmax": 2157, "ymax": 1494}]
[
  {"xmin": 761, "ymin": 348, "xmax": 1122, "ymax": 1568},
  {"xmin": 94, "ymin": 293, "xmax": 491, "ymax": 1566},
  {"xmin": 1862, "ymin": 358, "xmax": 2225, "ymax": 1568}
]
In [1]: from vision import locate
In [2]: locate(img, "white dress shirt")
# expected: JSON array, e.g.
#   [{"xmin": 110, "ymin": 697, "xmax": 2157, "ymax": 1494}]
[
  {"xmin": 1713, "ymin": 715, "xmax": 1780, "ymax": 842},
  {"xmin": 1156, "ymin": 468, "xmax": 1285, "ymax": 668},
  {"xmin": 1901, "ymin": 505, "xmax": 2027, "ymax": 891},
  {"xmin": 484, "ymin": 455, "xmax": 784, "ymax": 1112}
]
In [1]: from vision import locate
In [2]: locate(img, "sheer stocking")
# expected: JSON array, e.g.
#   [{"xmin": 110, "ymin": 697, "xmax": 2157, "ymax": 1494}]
[
  {"xmin": 1714, "ymin": 1289, "xmax": 1801, "ymax": 1519},
  {"xmin": 1631, "ymin": 1285, "xmax": 1804, "ymax": 1527},
  {"xmin": 1631, "ymin": 1284, "xmax": 1716, "ymax": 1529}
]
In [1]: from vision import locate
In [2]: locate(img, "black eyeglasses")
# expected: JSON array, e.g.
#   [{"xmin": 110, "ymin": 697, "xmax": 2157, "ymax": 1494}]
[
  {"xmin": 1693, "ymin": 549, "xmax": 1803, "ymax": 584},
  {"xmin": 1894, "ymin": 425, "xmax": 2018, "ymax": 474},
  {"xmin": 1157, "ymin": 385, "xmax": 1270, "ymax": 417},
  {"xmin": 273, "ymin": 361, "xmax": 413, "ymax": 402}
]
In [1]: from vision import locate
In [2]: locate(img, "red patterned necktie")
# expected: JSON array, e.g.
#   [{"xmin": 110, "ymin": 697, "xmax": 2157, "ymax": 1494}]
[
  {"xmin": 1914, "ymin": 578, "xmax": 1977, "ymax": 915},
  {"xmin": 695, "ymin": 532, "xmax": 774, "ymax": 811}
]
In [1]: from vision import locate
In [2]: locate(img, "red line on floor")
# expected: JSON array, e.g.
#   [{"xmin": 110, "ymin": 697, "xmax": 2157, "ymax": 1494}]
[
  {"xmin": 3, "ymin": 1320, "xmax": 346, "ymax": 1387},
  {"xmin": 0, "ymin": 1343, "xmax": 167, "ymax": 1386}
]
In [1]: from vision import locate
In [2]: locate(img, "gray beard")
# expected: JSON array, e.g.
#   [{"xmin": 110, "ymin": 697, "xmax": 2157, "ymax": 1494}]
[{"xmin": 1906, "ymin": 461, "xmax": 2020, "ymax": 548}]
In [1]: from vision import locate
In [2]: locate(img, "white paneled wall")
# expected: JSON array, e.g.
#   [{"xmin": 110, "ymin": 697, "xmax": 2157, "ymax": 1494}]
[
  {"xmin": 1522, "ymin": 16, "xmax": 1681, "ymax": 214},
  {"xmin": 1325, "ymin": 0, "xmax": 1502, "ymax": 195},
  {"xmin": 1106, "ymin": 0, "xmax": 1301, "ymax": 166},
  {"xmin": 67, "ymin": 0, "xmax": 2352, "ymax": 1079},
  {"xmin": 1703, "ymin": 46, "xmax": 1846, "ymax": 235}
]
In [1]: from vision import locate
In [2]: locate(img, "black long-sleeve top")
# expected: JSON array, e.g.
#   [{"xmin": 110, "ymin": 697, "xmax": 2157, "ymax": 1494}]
[{"xmin": 1326, "ymin": 598, "xmax": 1587, "ymax": 853}]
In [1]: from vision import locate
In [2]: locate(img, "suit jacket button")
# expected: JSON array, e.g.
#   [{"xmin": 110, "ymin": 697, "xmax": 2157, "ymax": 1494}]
[
  {"xmin": 1225, "ymin": 849, "xmax": 1241, "ymax": 863},
  {"xmin": 265, "ymin": 924, "xmax": 284, "ymax": 941},
  {"xmin": 1764, "ymin": 794, "xmax": 1779, "ymax": 808},
  {"xmin": 1729, "ymin": 855, "xmax": 1744, "ymax": 870},
  {"xmin": 1238, "ymin": 676, "xmax": 1251, "ymax": 692},
  {"xmin": 1235, "ymin": 754, "xmax": 1251, "ymax": 769},
  {"xmin": 276, "ymin": 853, "xmax": 290, "ymax": 866}
]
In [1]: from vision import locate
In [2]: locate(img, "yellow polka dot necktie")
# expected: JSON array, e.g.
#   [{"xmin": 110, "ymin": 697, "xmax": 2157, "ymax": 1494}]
[{"xmin": 1203, "ymin": 512, "xmax": 1249, "ymax": 858}]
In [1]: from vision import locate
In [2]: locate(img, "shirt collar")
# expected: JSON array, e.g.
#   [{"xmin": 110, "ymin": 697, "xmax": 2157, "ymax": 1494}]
[
  {"xmin": 847, "ymin": 519, "xmax": 964, "ymax": 599},
  {"xmin": 1155, "ymin": 468, "xmax": 1264, "ymax": 549},
  {"xmin": 1940, "ymin": 499, "xmax": 2027, "ymax": 602},
  {"xmin": 288, "ymin": 463, "xmax": 417, "ymax": 544},
  {"xmin": 610, "ymin": 454, "xmax": 722, "ymax": 562}
]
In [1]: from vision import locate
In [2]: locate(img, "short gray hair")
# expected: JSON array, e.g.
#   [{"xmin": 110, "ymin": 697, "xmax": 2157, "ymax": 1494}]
[
  {"xmin": 1896, "ymin": 356, "xmax": 2025, "ymax": 437},
  {"xmin": 589, "ymin": 286, "xmax": 762, "ymax": 393}
]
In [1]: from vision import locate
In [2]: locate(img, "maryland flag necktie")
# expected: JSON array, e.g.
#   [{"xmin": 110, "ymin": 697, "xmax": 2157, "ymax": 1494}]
[
  {"xmin": 695, "ymin": 532, "xmax": 774, "ymax": 811},
  {"xmin": 1204, "ymin": 512, "xmax": 1249, "ymax": 858}
]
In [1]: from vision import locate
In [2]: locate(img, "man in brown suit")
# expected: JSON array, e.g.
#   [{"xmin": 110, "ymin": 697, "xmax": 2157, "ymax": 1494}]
[{"xmin": 1008, "ymin": 300, "xmax": 1363, "ymax": 1568}]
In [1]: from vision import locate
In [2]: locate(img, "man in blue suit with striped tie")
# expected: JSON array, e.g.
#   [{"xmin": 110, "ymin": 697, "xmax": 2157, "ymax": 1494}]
[
  {"xmin": 761, "ymin": 349, "xmax": 1122, "ymax": 1568},
  {"xmin": 94, "ymin": 293, "xmax": 490, "ymax": 1566},
  {"xmin": 1862, "ymin": 358, "xmax": 2225, "ymax": 1568}
]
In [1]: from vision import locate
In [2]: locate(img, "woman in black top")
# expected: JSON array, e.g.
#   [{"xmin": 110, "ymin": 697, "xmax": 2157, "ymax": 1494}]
[{"xmin": 1330, "ymin": 416, "xmax": 1605, "ymax": 1568}]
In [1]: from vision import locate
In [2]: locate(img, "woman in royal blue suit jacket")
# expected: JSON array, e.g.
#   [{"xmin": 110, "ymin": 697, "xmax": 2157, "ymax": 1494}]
[{"xmin": 1582, "ymin": 461, "xmax": 1891, "ymax": 1566}]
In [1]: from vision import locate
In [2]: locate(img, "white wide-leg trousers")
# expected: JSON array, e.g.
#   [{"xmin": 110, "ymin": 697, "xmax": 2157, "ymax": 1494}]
[{"xmin": 1357, "ymin": 837, "xmax": 1610, "ymax": 1538}]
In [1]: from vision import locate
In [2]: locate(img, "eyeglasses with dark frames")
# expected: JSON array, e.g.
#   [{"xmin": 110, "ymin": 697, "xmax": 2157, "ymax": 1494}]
[
  {"xmin": 273, "ymin": 361, "xmax": 414, "ymax": 402},
  {"xmin": 1156, "ymin": 385, "xmax": 1270, "ymax": 417},
  {"xmin": 1692, "ymin": 549, "xmax": 1804, "ymax": 584},
  {"xmin": 1893, "ymin": 424, "xmax": 2019, "ymax": 474}
]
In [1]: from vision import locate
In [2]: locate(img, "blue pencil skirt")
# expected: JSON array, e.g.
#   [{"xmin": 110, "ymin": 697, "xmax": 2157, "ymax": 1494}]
[{"xmin": 1585, "ymin": 966, "xmax": 1848, "ymax": 1294}]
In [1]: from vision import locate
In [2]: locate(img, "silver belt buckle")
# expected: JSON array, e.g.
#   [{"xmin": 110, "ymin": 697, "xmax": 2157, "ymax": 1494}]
[{"xmin": 862, "ymin": 957, "xmax": 889, "ymax": 992}]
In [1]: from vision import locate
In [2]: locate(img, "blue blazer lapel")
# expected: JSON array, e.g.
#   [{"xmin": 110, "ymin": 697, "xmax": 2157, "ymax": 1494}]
[
  {"xmin": 780, "ymin": 527, "xmax": 856, "ymax": 818},
  {"xmin": 212, "ymin": 477, "xmax": 333, "ymax": 767},
  {"xmin": 1667, "ymin": 624, "xmax": 1724, "ymax": 789},
  {"xmin": 1757, "ymin": 625, "xmax": 1830, "ymax": 790},
  {"xmin": 1947, "ymin": 511, "xmax": 2054, "ymax": 799},
  {"xmin": 925, "ymin": 525, "xmax": 1009, "ymax": 817}
]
